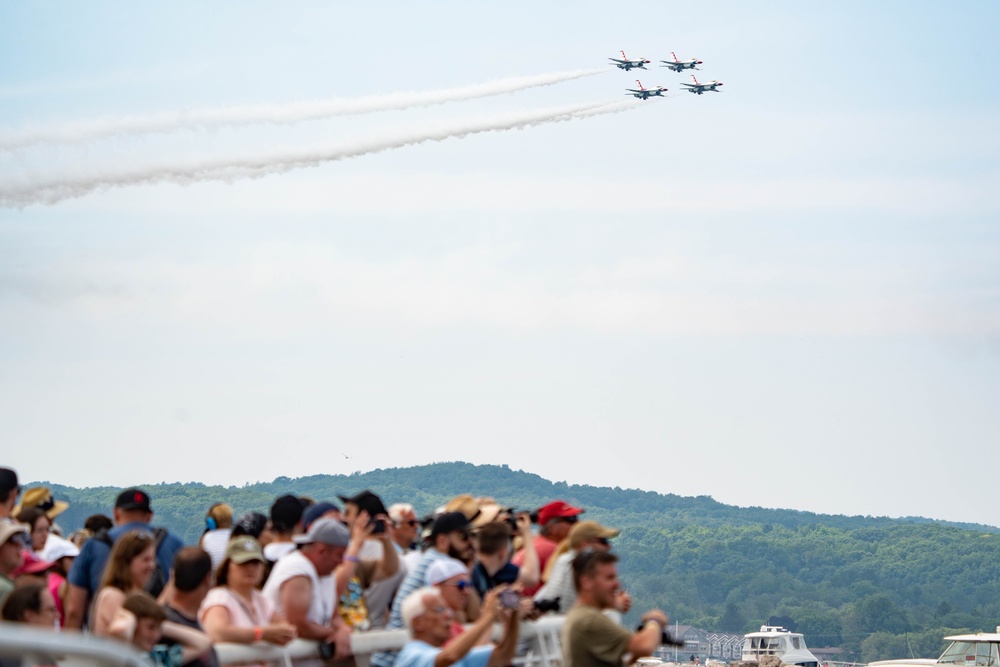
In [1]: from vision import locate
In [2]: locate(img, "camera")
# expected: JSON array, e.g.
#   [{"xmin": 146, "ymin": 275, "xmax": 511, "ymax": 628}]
[
  {"xmin": 318, "ymin": 641, "xmax": 337, "ymax": 660},
  {"xmin": 499, "ymin": 589, "xmax": 520, "ymax": 609},
  {"xmin": 635, "ymin": 624, "xmax": 684, "ymax": 647},
  {"xmin": 370, "ymin": 518, "xmax": 386, "ymax": 534},
  {"xmin": 533, "ymin": 597, "xmax": 561, "ymax": 613}
]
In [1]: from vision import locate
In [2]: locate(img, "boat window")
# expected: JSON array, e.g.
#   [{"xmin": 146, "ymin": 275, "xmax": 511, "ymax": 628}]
[
  {"xmin": 792, "ymin": 638, "xmax": 801, "ymax": 649},
  {"xmin": 938, "ymin": 642, "xmax": 998, "ymax": 666}
]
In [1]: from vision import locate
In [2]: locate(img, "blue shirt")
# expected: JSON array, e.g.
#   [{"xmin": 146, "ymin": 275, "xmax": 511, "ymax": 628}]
[
  {"xmin": 67, "ymin": 521, "xmax": 185, "ymax": 595},
  {"xmin": 471, "ymin": 561, "xmax": 519, "ymax": 598},
  {"xmin": 397, "ymin": 641, "xmax": 492, "ymax": 667}
]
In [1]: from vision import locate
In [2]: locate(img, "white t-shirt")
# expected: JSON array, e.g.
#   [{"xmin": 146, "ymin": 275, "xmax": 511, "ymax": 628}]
[
  {"xmin": 262, "ymin": 550, "xmax": 335, "ymax": 627},
  {"xmin": 201, "ymin": 529, "xmax": 232, "ymax": 571},
  {"xmin": 263, "ymin": 541, "xmax": 297, "ymax": 562}
]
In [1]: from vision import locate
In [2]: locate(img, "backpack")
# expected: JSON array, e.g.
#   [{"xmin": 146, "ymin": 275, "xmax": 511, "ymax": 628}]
[{"xmin": 94, "ymin": 526, "xmax": 170, "ymax": 597}]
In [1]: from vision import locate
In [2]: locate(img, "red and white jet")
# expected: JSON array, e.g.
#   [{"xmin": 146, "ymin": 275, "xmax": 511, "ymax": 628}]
[
  {"xmin": 609, "ymin": 50, "xmax": 651, "ymax": 71},
  {"xmin": 681, "ymin": 75, "xmax": 723, "ymax": 95},
  {"xmin": 660, "ymin": 52, "xmax": 703, "ymax": 72},
  {"xmin": 626, "ymin": 80, "xmax": 667, "ymax": 100}
]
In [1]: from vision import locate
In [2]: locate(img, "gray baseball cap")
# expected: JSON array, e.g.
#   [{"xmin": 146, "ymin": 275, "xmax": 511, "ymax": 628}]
[{"xmin": 293, "ymin": 517, "xmax": 350, "ymax": 547}]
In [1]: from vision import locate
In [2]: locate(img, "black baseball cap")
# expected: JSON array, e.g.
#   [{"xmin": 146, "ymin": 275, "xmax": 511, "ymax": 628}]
[
  {"xmin": 337, "ymin": 489, "xmax": 388, "ymax": 518},
  {"xmin": 116, "ymin": 488, "xmax": 152, "ymax": 512},
  {"xmin": 431, "ymin": 511, "xmax": 471, "ymax": 538}
]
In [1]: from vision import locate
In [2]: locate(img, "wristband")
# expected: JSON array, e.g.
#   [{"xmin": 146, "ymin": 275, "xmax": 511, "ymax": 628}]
[
  {"xmin": 344, "ymin": 555, "xmax": 360, "ymax": 563},
  {"xmin": 253, "ymin": 626, "xmax": 264, "ymax": 642}
]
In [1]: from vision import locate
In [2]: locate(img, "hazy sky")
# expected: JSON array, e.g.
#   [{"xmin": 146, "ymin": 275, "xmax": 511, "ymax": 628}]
[{"xmin": 2, "ymin": 3, "xmax": 998, "ymax": 527}]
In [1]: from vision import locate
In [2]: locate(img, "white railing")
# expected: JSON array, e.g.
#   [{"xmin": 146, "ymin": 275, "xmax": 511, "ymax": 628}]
[{"xmin": 214, "ymin": 615, "xmax": 568, "ymax": 667}]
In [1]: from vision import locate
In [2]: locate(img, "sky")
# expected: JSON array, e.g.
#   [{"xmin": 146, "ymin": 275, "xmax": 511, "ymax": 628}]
[{"xmin": 2, "ymin": 2, "xmax": 998, "ymax": 527}]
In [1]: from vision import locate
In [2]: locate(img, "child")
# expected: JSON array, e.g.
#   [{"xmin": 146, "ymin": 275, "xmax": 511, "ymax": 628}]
[{"xmin": 108, "ymin": 592, "xmax": 212, "ymax": 667}]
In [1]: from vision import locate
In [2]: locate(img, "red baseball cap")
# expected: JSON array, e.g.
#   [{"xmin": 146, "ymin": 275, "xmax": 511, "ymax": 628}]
[{"xmin": 537, "ymin": 500, "xmax": 584, "ymax": 525}]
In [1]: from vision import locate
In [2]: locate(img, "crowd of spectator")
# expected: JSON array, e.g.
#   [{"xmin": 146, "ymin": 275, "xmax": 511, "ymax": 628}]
[{"xmin": 0, "ymin": 465, "xmax": 668, "ymax": 667}]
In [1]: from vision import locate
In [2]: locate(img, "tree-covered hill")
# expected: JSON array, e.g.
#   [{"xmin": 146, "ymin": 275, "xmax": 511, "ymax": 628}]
[{"xmin": 30, "ymin": 462, "xmax": 1000, "ymax": 661}]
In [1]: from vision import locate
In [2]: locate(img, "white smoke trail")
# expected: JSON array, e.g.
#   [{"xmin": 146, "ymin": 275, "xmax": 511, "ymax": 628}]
[
  {"xmin": 0, "ymin": 68, "xmax": 609, "ymax": 150},
  {"xmin": 1, "ymin": 99, "xmax": 644, "ymax": 208}
]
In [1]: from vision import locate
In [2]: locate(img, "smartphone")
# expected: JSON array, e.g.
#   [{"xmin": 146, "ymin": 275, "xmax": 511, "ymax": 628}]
[
  {"xmin": 499, "ymin": 589, "xmax": 520, "ymax": 609},
  {"xmin": 371, "ymin": 518, "xmax": 386, "ymax": 534}
]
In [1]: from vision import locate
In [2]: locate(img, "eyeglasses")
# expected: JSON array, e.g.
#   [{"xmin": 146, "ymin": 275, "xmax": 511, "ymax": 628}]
[
  {"xmin": 397, "ymin": 520, "xmax": 419, "ymax": 527},
  {"xmin": 429, "ymin": 605, "xmax": 452, "ymax": 615},
  {"xmin": 594, "ymin": 537, "xmax": 611, "ymax": 546},
  {"xmin": 456, "ymin": 531, "xmax": 472, "ymax": 542},
  {"xmin": 560, "ymin": 516, "xmax": 579, "ymax": 524},
  {"xmin": 443, "ymin": 579, "xmax": 471, "ymax": 591}
]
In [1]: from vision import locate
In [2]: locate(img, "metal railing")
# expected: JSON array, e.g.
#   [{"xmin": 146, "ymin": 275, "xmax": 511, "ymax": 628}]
[
  {"xmin": 0, "ymin": 615, "xmax": 567, "ymax": 667},
  {"xmin": 214, "ymin": 615, "xmax": 568, "ymax": 667}
]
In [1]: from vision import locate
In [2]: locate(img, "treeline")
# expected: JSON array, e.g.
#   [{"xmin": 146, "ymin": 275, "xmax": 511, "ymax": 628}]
[{"xmin": 32, "ymin": 462, "xmax": 1000, "ymax": 661}]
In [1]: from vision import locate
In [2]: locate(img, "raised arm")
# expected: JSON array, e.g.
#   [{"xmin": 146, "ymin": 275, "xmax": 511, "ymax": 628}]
[{"xmin": 512, "ymin": 514, "xmax": 539, "ymax": 588}]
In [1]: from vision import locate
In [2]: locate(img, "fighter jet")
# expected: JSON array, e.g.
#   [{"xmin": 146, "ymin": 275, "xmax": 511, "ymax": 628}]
[
  {"xmin": 660, "ymin": 52, "xmax": 703, "ymax": 72},
  {"xmin": 609, "ymin": 50, "xmax": 651, "ymax": 71},
  {"xmin": 680, "ymin": 75, "xmax": 723, "ymax": 94},
  {"xmin": 626, "ymin": 80, "xmax": 667, "ymax": 100}
]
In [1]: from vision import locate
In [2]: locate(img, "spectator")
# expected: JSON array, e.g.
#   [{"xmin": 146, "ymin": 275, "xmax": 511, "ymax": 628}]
[
  {"xmin": 0, "ymin": 468, "xmax": 19, "ymax": 521},
  {"xmin": 0, "ymin": 521, "xmax": 28, "ymax": 605},
  {"xmin": 263, "ymin": 495, "xmax": 307, "ymax": 563},
  {"xmin": 262, "ymin": 518, "xmax": 352, "ymax": 664},
  {"xmin": 108, "ymin": 592, "xmax": 213, "ymax": 667},
  {"xmin": 513, "ymin": 500, "xmax": 583, "ymax": 596},
  {"xmin": 162, "ymin": 547, "xmax": 220, "ymax": 667},
  {"xmin": 1, "ymin": 583, "xmax": 60, "ymax": 630},
  {"xmin": 13, "ymin": 487, "xmax": 69, "ymax": 533},
  {"xmin": 396, "ymin": 585, "xmax": 519, "ymax": 667},
  {"xmin": 471, "ymin": 514, "xmax": 537, "ymax": 597},
  {"xmin": 40, "ymin": 536, "xmax": 79, "ymax": 628},
  {"xmin": 426, "ymin": 558, "xmax": 472, "ymax": 642},
  {"xmin": 65, "ymin": 488, "xmax": 184, "ymax": 629},
  {"xmin": 12, "ymin": 551, "xmax": 54, "ymax": 588},
  {"xmin": 231, "ymin": 512, "xmax": 269, "ymax": 541},
  {"xmin": 90, "ymin": 531, "xmax": 159, "ymax": 637},
  {"xmin": 534, "ymin": 520, "xmax": 623, "ymax": 613},
  {"xmin": 302, "ymin": 501, "xmax": 342, "ymax": 531},
  {"xmin": 336, "ymin": 489, "xmax": 400, "ymax": 630},
  {"xmin": 200, "ymin": 537, "xmax": 296, "ymax": 648},
  {"xmin": 200, "ymin": 503, "xmax": 234, "ymax": 572},
  {"xmin": 372, "ymin": 511, "xmax": 476, "ymax": 667},
  {"xmin": 389, "ymin": 503, "xmax": 420, "ymax": 556},
  {"xmin": 16, "ymin": 507, "xmax": 51, "ymax": 554},
  {"xmin": 561, "ymin": 551, "xmax": 668, "ymax": 667},
  {"xmin": 86, "ymin": 514, "xmax": 114, "ymax": 534}
]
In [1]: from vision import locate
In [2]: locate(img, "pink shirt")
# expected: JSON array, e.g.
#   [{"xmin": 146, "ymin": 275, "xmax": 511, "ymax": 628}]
[{"xmin": 200, "ymin": 586, "xmax": 275, "ymax": 629}]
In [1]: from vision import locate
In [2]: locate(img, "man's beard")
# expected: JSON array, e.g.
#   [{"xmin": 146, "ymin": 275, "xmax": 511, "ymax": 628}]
[{"xmin": 447, "ymin": 543, "xmax": 472, "ymax": 565}]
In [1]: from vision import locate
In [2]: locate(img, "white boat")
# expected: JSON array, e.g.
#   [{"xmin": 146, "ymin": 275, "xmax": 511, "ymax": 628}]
[
  {"xmin": 869, "ymin": 627, "xmax": 1000, "ymax": 667},
  {"xmin": 741, "ymin": 625, "xmax": 820, "ymax": 667}
]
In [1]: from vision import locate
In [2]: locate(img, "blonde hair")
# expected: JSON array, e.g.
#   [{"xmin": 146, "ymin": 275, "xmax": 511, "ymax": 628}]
[{"xmin": 207, "ymin": 503, "xmax": 234, "ymax": 529}]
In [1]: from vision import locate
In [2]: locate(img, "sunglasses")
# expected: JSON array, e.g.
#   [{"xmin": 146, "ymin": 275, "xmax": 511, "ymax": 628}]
[
  {"xmin": 443, "ymin": 579, "xmax": 471, "ymax": 591},
  {"xmin": 594, "ymin": 537, "xmax": 611, "ymax": 546},
  {"xmin": 560, "ymin": 516, "xmax": 579, "ymax": 524},
  {"xmin": 398, "ymin": 520, "xmax": 419, "ymax": 527}
]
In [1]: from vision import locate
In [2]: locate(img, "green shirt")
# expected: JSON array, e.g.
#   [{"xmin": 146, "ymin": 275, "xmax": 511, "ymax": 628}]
[
  {"xmin": 0, "ymin": 572, "xmax": 14, "ymax": 607},
  {"xmin": 562, "ymin": 604, "xmax": 633, "ymax": 667}
]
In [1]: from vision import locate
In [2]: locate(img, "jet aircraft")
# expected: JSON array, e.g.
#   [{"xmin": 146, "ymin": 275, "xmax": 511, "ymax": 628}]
[
  {"xmin": 660, "ymin": 52, "xmax": 703, "ymax": 72},
  {"xmin": 680, "ymin": 75, "xmax": 723, "ymax": 94},
  {"xmin": 626, "ymin": 80, "xmax": 667, "ymax": 100},
  {"xmin": 609, "ymin": 50, "xmax": 651, "ymax": 71}
]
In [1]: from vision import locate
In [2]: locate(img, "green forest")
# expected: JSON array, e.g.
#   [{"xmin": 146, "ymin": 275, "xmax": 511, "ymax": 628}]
[{"xmin": 33, "ymin": 462, "xmax": 1000, "ymax": 662}]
